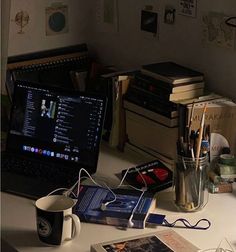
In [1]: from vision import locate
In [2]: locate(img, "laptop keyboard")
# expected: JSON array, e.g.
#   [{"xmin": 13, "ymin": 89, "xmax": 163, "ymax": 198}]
[{"xmin": 1, "ymin": 152, "xmax": 79, "ymax": 187}]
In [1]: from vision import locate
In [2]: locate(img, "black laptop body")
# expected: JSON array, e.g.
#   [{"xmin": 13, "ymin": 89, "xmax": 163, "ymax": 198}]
[{"xmin": 1, "ymin": 80, "xmax": 106, "ymax": 199}]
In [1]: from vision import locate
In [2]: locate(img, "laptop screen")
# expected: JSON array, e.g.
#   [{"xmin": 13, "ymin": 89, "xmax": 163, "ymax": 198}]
[{"xmin": 7, "ymin": 80, "xmax": 107, "ymax": 174}]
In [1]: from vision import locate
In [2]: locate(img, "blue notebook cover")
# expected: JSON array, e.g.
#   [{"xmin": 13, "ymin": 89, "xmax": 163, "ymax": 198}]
[{"xmin": 73, "ymin": 185, "xmax": 156, "ymax": 228}]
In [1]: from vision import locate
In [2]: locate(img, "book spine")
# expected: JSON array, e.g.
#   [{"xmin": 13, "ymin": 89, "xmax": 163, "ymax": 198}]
[
  {"xmin": 79, "ymin": 212, "xmax": 145, "ymax": 228},
  {"xmin": 124, "ymin": 91, "xmax": 178, "ymax": 118},
  {"xmin": 76, "ymin": 206, "xmax": 146, "ymax": 229},
  {"xmin": 124, "ymin": 101, "xmax": 178, "ymax": 128},
  {"xmin": 131, "ymin": 80, "xmax": 204, "ymax": 102},
  {"xmin": 131, "ymin": 85, "xmax": 172, "ymax": 101},
  {"xmin": 169, "ymin": 88, "xmax": 204, "ymax": 101},
  {"xmin": 135, "ymin": 73, "xmax": 173, "ymax": 92},
  {"xmin": 125, "ymin": 110, "xmax": 178, "ymax": 160},
  {"xmin": 106, "ymin": 215, "xmax": 145, "ymax": 229},
  {"xmin": 141, "ymin": 68, "xmax": 174, "ymax": 84},
  {"xmin": 125, "ymin": 86, "xmax": 176, "ymax": 107},
  {"xmin": 97, "ymin": 76, "xmax": 114, "ymax": 132}
]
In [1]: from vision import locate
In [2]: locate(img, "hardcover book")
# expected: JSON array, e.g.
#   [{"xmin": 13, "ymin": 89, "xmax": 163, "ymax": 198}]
[
  {"xmin": 124, "ymin": 88, "xmax": 178, "ymax": 118},
  {"xmin": 97, "ymin": 70, "xmax": 137, "ymax": 145},
  {"xmin": 178, "ymin": 97, "xmax": 236, "ymax": 159},
  {"xmin": 141, "ymin": 61, "xmax": 204, "ymax": 84},
  {"xmin": 74, "ymin": 185, "xmax": 157, "ymax": 229},
  {"xmin": 135, "ymin": 72, "xmax": 205, "ymax": 93},
  {"xmin": 130, "ymin": 85, "xmax": 204, "ymax": 102},
  {"xmin": 90, "ymin": 229, "xmax": 199, "ymax": 252},
  {"xmin": 124, "ymin": 100, "xmax": 178, "ymax": 127},
  {"xmin": 125, "ymin": 110, "xmax": 178, "ymax": 160},
  {"xmin": 121, "ymin": 159, "xmax": 173, "ymax": 193}
]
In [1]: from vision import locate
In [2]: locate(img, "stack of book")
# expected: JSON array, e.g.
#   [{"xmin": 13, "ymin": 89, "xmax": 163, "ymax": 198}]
[
  {"xmin": 140, "ymin": 61, "xmax": 205, "ymax": 102},
  {"xmin": 123, "ymin": 62, "xmax": 204, "ymax": 167}
]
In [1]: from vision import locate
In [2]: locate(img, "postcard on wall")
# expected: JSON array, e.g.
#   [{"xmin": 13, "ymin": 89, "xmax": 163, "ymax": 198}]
[
  {"xmin": 9, "ymin": 0, "xmax": 35, "ymax": 35},
  {"xmin": 95, "ymin": 0, "xmax": 119, "ymax": 33},
  {"xmin": 164, "ymin": 6, "xmax": 176, "ymax": 24},
  {"xmin": 202, "ymin": 12, "xmax": 235, "ymax": 50},
  {"xmin": 179, "ymin": 0, "xmax": 197, "ymax": 18},
  {"xmin": 45, "ymin": 3, "xmax": 69, "ymax": 36},
  {"xmin": 11, "ymin": 10, "xmax": 30, "ymax": 34}
]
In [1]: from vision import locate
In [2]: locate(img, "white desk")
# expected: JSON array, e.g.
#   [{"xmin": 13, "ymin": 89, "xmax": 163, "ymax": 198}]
[{"xmin": 1, "ymin": 144, "xmax": 236, "ymax": 252}]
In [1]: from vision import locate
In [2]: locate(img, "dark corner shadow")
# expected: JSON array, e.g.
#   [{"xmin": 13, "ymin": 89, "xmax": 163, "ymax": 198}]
[{"xmin": 2, "ymin": 229, "xmax": 47, "ymax": 248}]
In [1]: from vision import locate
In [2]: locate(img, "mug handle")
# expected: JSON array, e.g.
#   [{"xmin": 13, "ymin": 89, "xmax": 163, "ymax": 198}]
[{"xmin": 65, "ymin": 214, "xmax": 81, "ymax": 240}]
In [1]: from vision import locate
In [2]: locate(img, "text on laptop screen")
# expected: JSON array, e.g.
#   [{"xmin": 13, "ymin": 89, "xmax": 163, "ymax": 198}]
[{"xmin": 7, "ymin": 81, "xmax": 106, "ymax": 173}]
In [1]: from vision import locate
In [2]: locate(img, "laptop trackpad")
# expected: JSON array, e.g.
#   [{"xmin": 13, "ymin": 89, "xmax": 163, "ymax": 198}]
[{"xmin": 1, "ymin": 172, "xmax": 59, "ymax": 199}]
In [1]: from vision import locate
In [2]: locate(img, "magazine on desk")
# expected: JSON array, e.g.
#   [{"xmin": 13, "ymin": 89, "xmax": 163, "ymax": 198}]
[
  {"xmin": 121, "ymin": 159, "xmax": 173, "ymax": 193},
  {"xmin": 90, "ymin": 229, "xmax": 199, "ymax": 252},
  {"xmin": 73, "ymin": 185, "xmax": 157, "ymax": 229}
]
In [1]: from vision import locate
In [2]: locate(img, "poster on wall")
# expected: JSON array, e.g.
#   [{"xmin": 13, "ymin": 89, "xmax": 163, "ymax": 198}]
[
  {"xmin": 141, "ymin": 10, "xmax": 158, "ymax": 33},
  {"xmin": 95, "ymin": 0, "xmax": 119, "ymax": 33},
  {"xmin": 45, "ymin": 3, "xmax": 69, "ymax": 36},
  {"xmin": 179, "ymin": 0, "xmax": 197, "ymax": 18},
  {"xmin": 12, "ymin": 10, "xmax": 30, "ymax": 34},
  {"xmin": 8, "ymin": 0, "xmax": 40, "ymax": 56},
  {"xmin": 164, "ymin": 6, "xmax": 176, "ymax": 24},
  {"xmin": 202, "ymin": 12, "xmax": 235, "ymax": 50}
]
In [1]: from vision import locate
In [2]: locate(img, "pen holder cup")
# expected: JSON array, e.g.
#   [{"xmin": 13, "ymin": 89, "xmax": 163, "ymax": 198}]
[{"xmin": 174, "ymin": 155, "xmax": 209, "ymax": 212}]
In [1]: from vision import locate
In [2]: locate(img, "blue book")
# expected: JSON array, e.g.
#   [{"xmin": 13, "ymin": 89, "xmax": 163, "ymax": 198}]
[{"xmin": 73, "ymin": 185, "xmax": 157, "ymax": 229}]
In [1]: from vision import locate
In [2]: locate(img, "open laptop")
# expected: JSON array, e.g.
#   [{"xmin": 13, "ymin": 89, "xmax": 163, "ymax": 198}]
[{"xmin": 1, "ymin": 80, "xmax": 107, "ymax": 199}]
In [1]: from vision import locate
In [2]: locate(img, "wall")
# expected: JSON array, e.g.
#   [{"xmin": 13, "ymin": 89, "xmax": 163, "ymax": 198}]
[
  {"xmin": 8, "ymin": 0, "xmax": 90, "ymax": 56},
  {"xmin": 5, "ymin": 0, "xmax": 236, "ymax": 100},
  {"xmin": 1, "ymin": 0, "xmax": 11, "ymax": 94},
  {"xmin": 86, "ymin": 0, "xmax": 236, "ymax": 100}
]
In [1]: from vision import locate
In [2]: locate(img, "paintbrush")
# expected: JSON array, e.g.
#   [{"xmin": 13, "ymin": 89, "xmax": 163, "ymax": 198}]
[{"xmin": 195, "ymin": 104, "xmax": 207, "ymax": 169}]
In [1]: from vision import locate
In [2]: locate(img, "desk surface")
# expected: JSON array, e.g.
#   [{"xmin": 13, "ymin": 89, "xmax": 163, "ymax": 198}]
[{"xmin": 1, "ymin": 144, "xmax": 236, "ymax": 252}]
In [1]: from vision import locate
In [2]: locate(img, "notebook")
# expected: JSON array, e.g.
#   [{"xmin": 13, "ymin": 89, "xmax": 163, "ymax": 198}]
[
  {"xmin": 6, "ymin": 43, "xmax": 90, "ymax": 101},
  {"xmin": 1, "ymin": 80, "xmax": 107, "ymax": 199}
]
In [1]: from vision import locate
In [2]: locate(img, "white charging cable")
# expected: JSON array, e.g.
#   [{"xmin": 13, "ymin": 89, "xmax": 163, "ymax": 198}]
[{"xmin": 49, "ymin": 165, "xmax": 149, "ymax": 228}]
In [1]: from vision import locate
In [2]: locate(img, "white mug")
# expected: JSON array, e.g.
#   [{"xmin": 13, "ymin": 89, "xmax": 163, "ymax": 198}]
[{"xmin": 35, "ymin": 195, "xmax": 81, "ymax": 246}]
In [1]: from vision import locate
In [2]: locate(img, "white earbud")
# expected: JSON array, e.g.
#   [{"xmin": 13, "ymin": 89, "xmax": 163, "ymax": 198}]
[
  {"xmin": 128, "ymin": 214, "xmax": 134, "ymax": 228},
  {"xmin": 65, "ymin": 167, "xmax": 148, "ymax": 230},
  {"xmin": 100, "ymin": 202, "xmax": 109, "ymax": 211}
]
